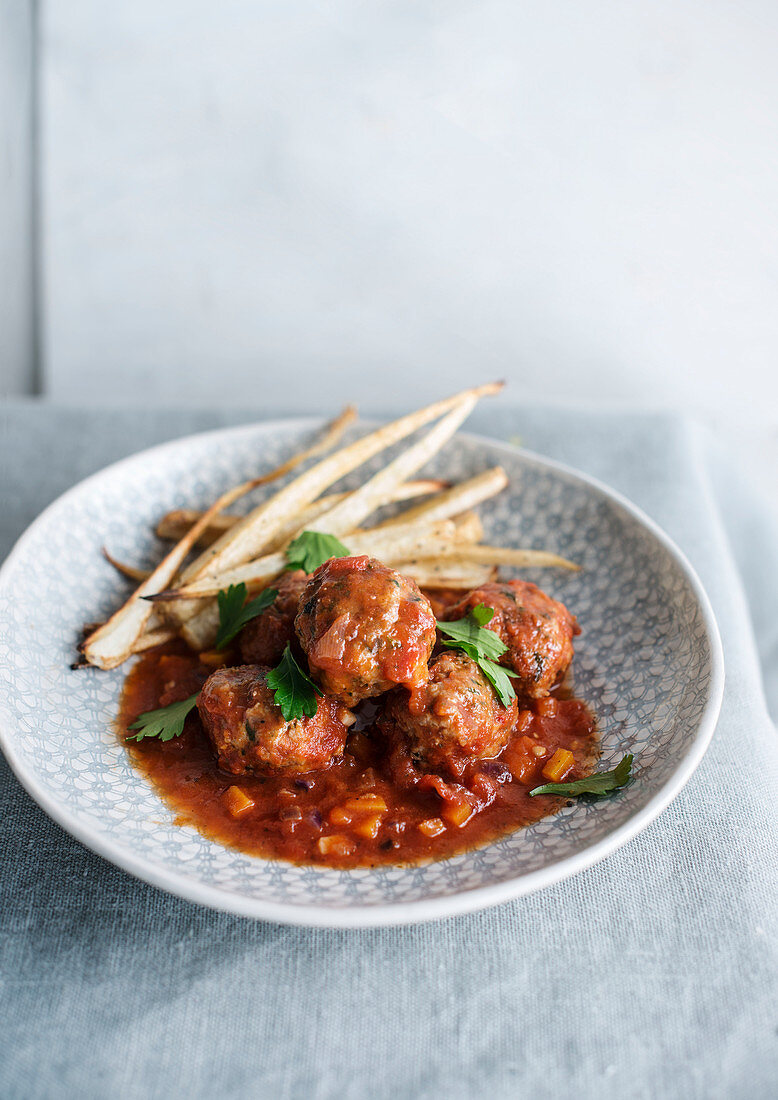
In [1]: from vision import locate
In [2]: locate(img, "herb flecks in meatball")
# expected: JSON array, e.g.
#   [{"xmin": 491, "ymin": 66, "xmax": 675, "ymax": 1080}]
[
  {"xmin": 197, "ymin": 664, "xmax": 352, "ymax": 776},
  {"xmin": 237, "ymin": 570, "xmax": 307, "ymax": 666},
  {"xmin": 381, "ymin": 649, "xmax": 518, "ymax": 778},
  {"xmin": 444, "ymin": 580, "xmax": 579, "ymax": 698},
  {"xmin": 295, "ymin": 556, "xmax": 437, "ymax": 706}
]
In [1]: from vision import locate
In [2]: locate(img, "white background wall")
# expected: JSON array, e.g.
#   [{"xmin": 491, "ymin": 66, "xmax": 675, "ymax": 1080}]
[
  {"xmin": 0, "ymin": 0, "xmax": 34, "ymax": 397},
  {"xmin": 2, "ymin": 1, "xmax": 777, "ymax": 454},
  {"xmin": 35, "ymin": 0, "xmax": 778, "ymax": 427}
]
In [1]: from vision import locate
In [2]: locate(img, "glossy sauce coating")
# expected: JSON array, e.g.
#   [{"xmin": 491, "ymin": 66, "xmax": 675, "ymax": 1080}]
[
  {"xmin": 295, "ymin": 556, "xmax": 437, "ymax": 705},
  {"xmin": 237, "ymin": 570, "xmax": 308, "ymax": 666},
  {"xmin": 119, "ymin": 642, "xmax": 598, "ymax": 869},
  {"xmin": 197, "ymin": 663, "xmax": 351, "ymax": 774},
  {"xmin": 444, "ymin": 579, "xmax": 580, "ymax": 698}
]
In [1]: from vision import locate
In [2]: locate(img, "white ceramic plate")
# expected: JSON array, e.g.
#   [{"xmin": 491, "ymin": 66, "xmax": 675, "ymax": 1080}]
[{"xmin": 0, "ymin": 419, "xmax": 723, "ymax": 926}]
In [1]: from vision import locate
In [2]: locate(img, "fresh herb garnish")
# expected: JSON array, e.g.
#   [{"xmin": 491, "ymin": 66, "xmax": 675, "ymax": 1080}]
[
  {"xmin": 126, "ymin": 693, "xmax": 200, "ymax": 742},
  {"xmin": 215, "ymin": 582, "xmax": 277, "ymax": 650},
  {"xmin": 267, "ymin": 644, "xmax": 323, "ymax": 721},
  {"xmin": 436, "ymin": 604, "xmax": 517, "ymax": 707},
  {"xmin": 285, "ymin": 530, "xmax": 350, "ymax": 574},
  {"xmin": 529, "ymin": 753, "xmax": 634, "ymax": 798}
]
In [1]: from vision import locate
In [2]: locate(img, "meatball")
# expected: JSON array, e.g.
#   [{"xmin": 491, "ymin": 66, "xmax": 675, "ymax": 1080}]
[
  {"xmin": 197, "ymin": 664, "xmax": 352, "ymax": 776},
  {"xmin": 444, "ymin": 580, "xmax": 579, "ymax": 698},
  {"xmin": 237, "ymin": 570, "xmax": 307, "ymax": 665},
  {"xmin": 295, "ymin": 555, "xmax": 437, "ymax": 706},
  {"xmin": 381, "ymin": 649, "xmax": 518, "ymax": 777}
]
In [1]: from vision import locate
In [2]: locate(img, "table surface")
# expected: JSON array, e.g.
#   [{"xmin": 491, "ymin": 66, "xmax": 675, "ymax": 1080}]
[{"xmin": 1, "ymin": 400, "xmax": 776, "ymax": 1100}]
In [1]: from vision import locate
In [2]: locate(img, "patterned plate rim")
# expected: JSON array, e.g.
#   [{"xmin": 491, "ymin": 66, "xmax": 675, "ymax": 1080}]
[{"xmin": 0, "ymin": 418, "xmax": 725, "ymax": 927}]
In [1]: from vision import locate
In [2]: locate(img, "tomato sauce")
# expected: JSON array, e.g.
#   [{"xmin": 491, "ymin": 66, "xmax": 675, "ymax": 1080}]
[{"xmin": 118, "ymin": 642, "xmax": 598, "ymax": 869}]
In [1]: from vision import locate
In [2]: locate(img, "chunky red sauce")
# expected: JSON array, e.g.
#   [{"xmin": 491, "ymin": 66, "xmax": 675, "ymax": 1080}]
[{"xmin": 119, "ymin": 642, "xmax": 598, "ymax": 869}]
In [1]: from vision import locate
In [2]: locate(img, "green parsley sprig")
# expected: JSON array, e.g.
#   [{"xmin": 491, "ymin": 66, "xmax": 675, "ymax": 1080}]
[
  {"xmin": 436, "ymin": 604, "xmax": 517, "ymax": 707},
  {"xmin": 529, "ymin": 754, "xmax": 634, "ymax": 798},
  {"xmin": 215, "ymin": 582, "xmax": 278, "ymax": 650},
  {"xmin": 126, "ymin": 693, "xmax": 200, "ymax": 742},
  {"xmin": 285, "ymin": 530, "xmax": 350, "ymax": 574},
  {"xmin": 267, "ymin": 644, "xmax": 323, "ymax": 721}
]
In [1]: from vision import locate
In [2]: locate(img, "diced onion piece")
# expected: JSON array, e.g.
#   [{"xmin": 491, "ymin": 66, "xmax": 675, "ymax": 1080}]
[
  {"xmin": 469, "ymin": 773, "xmax": 498, "ymax": 801},
  {"xmin": 542, "ymin": 749, "xmax": 575, "ymax": 782},
  {"xmin": 317, "ymin": 835, "xmax": 356, "ymax": 858},
  {"xmin": 224, "ymin": 786, "xmax": 255, "ymax": 817},
  {"xmin": 516, "ymin": 709, "xmax": 533, "ymax": 733},
  {"xmin": 347, "ymin": 733, "xmax": 373, "ymax": 764},
  {"xmin": 418, "ymin": 818, "xmax": 446, "ymax": 838}
]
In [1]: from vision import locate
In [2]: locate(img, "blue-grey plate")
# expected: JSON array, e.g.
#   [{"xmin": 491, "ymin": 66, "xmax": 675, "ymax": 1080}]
[{"xmin": 0, "ymin": 419, "xmax": 723, "ymax": 926}]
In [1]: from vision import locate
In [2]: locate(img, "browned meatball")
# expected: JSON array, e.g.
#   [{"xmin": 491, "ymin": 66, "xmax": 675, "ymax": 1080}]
[
  {"xmin": 295, "ymin": 555, "xmax": 437, "ymax": 706},
  {"xmin": 381, "ymin": 649, "xmax": 518, "ymax": 777},
  {"xmin": 237, "ymin": 570, "xmax": 307, "ymax": 665},
  {"xmin": 197, "ymin": 664, "xmax": 353, "ymax": 776},
  {"xmin": 444, "ymin": 580, "xmax": 579, "ymax": 698}
]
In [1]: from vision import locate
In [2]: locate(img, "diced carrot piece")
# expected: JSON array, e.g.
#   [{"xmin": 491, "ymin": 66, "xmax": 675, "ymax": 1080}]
[
  {"xmin": 516, "ymin": 709, "xmax": 533, "ymax": 732},
  {"xmin": 199, "ymin": 649, "xmax": 229, "ymax": 667},
  {"xmin": 442, "ymin": 800, "xmax": 473, "ymax": 829},
  {"xmin": 542, "ymin": 748, "xmax": 575, "ymax": 782},
  {"xmin": 418, "ymin": 817, "xmax": 446, "ymax": 838},
  {"xmin": 343, "ymin": 794, "xmax": 387, "ymax": 814},
  {"xmin": 223, "ymin": 786, "xmax": 255, "ymax": 817},
  {"xmin": 328, "ymin": 806, "xmax": 352, "ymax": 826},
  {"xmin": 536, "ymin": 697, "xmax": 558, "ymax": 718},
  {"xmin": 317, "ymin": 835, "xmax": 356, "ymax": 858},
  {"xmin": 503, "ymin": 735, "xmax": 540, "ymax": 783},
  {"xmin": 352, "ymin": 813, "xmax": 382, "ymax": 839}
]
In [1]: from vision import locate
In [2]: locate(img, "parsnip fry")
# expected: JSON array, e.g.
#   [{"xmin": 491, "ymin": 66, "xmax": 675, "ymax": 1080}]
[
  {"xmin": 152, "ymin": 518, "xmax": 461, "ymax": 600},
  {"xmin": 102, "ymin": 547, "xmax": 150, "ymax": 583},
  {"xmin": 374, "ymin": 467, "xmax": 508, "ymax": 529},
  {"xmin": 155, "ymin": 509, "xmax": 236, "ymax": 545},
  {"xmin": 83, "ymin": 408, "xmax": 358, "ymax": 667},
  {"xmin": 436, "ymin": 546, "xmax": 580, "ymax": 570},
  {"xmin": 451, "ymin": 511, "xmax": 484, "ymax": 544},
  {"xmin": 155, "ymin": 479, "xmax": 447, "ymax": 547},
  {"xmin": 181, "ymin": 384, "xmax": 501, "ymax": 583},
  {"xmin": 180, "ymin": 602, "xmax": 221, "ymax": 650},
  {"xmin": 393, "ymin": 559, "xmax": 496, "ymax": 589},
  {"xmin": 261, "ymin": 480, "xmax": 449, "ymax": 555},
  {"xmin": 84, "ymin": 480, "xmax": 260, "ymax": 668},
  {"xmin": 298, "ymin": 398, "xmax": 480, "ymax": 542},
  {"xmin": 169, "ymin": 384, "xmax": 501, "ymax": 636},
  {"xmin": 130, "ymin": 627, "xmax": 177, "ymax": 653}
]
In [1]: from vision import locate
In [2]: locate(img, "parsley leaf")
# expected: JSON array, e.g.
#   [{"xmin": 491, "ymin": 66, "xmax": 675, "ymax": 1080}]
[
  {"xmin": 266, "ymin": 644, "xmax": 323, "ymax": 721},
  {"xmin": 529, "ymin": 754, "xmax": 634, "ymax": 798},
  {"xmin": 475, "ymin": 657, "xmax": 517, "ymax": 708},
  {"xmin": 436, "ymin": 604, "xmax": 516, "ymax": 707},
  {"xmin": 285, "ymin": 530, "xmax": 350, "ymax": 574},
  {"xmin": 437, "ymin": 603, "xmax": 506, "ymax": 660},
  {"xmin": 215, "ymin": 582, "xmax": 278, "ymax": 650},
  {"xmin": 126, "ymin": 693, "xmax": 199, "ymax": 742}
]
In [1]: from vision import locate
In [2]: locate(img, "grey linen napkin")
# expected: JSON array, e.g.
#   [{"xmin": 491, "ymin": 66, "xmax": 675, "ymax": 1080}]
[{"xmin": 0, "ymin": 401, "xmax": 776, "ymax": 1100}]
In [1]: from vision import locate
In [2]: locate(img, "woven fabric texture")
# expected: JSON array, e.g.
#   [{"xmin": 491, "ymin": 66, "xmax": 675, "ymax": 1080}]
[{"xmin": 0, "ymin": 401, "xmax": 776, "ymax": 1100}]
